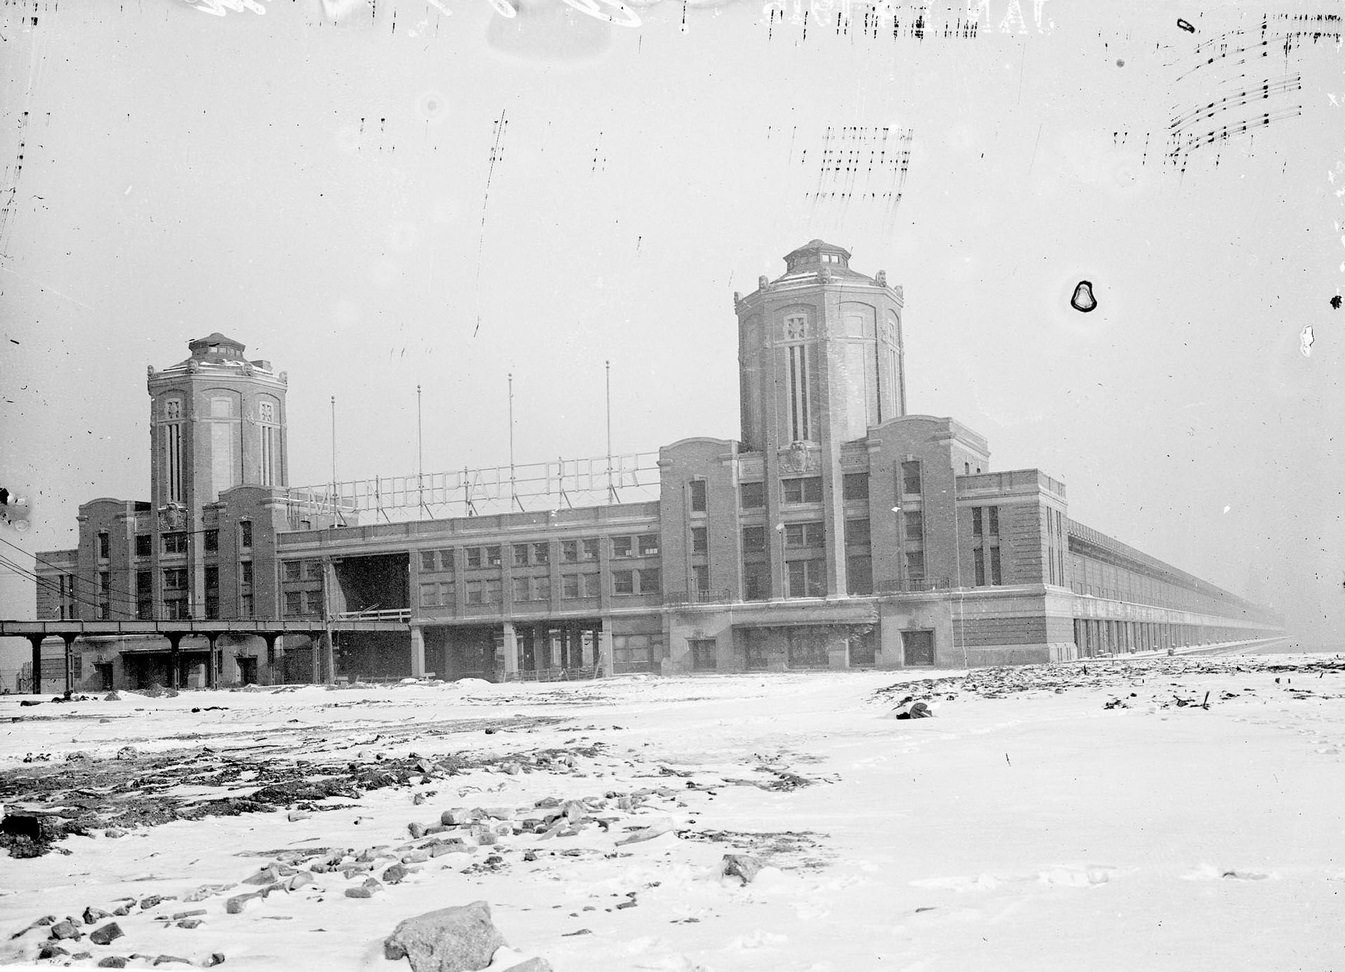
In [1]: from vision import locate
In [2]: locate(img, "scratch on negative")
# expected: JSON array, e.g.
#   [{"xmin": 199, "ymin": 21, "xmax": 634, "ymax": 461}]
[{"xmin": 473, "ymin": 109, "xmax": 509, "ymax": 339}]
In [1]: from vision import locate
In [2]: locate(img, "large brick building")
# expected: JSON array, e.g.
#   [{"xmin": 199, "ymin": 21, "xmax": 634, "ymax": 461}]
[{"xmin": 32, "ymin": 242, "xmax": 1281, "ymax": 689}]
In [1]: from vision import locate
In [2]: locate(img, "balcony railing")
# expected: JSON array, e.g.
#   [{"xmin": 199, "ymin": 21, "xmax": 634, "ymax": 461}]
[
  {"xmin": 335, "ymin": 608, "xmax": 411, "ymax": 622},
  {"xmin": 663, "ymin": 589, "xmax": 734, "ymax": 606},
  {"xmin": 874, "ymin": 576, "xmax": 955, "ymax": 593}
]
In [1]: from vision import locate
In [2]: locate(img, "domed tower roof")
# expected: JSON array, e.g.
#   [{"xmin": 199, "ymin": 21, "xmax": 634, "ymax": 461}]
[
  {"xmin": 771, "ymin": 239, "xmax": 876, "ymax": 286},
  {"xmin": 186, "ymin": 332, "xmax": 247, "ymax": 362}
]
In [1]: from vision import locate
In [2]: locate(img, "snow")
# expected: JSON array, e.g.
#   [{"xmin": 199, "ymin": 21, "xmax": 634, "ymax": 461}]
[{"xmin": 2, "ymin": 651, "xmax": 1343, "ymax": 971}]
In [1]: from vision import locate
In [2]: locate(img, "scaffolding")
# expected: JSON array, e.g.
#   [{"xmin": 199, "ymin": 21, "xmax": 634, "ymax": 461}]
[{"xmin": 285, "ymin": 451, "xmax": 661, "ymax": 524}]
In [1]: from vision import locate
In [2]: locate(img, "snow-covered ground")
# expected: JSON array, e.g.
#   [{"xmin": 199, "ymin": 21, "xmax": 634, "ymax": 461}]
[{"xmin": 2, "ymin": 651, "xmax": 1343, "ymax": 971}]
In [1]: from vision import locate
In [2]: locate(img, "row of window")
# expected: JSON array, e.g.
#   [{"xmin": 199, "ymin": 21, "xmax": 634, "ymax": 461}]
[
  {"xmin": 100, "ymin": 524, "xmax": 253, "ymax": 562},
  {"xmin": 416, "ymin": 535, "xmax": 659, "ymax": 574},
  {"xmin": 410, "ymin": 567, "xmax": 664, "ymax": 611},
  {"xmin": 735, "ymin": 465, "xmax": 923, "ymax": 511}
]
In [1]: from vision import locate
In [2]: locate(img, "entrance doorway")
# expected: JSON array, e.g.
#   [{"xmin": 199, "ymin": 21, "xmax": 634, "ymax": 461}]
[{"xmin": 902, "ymin": 629, "xmax": 935, "ymax": 666}]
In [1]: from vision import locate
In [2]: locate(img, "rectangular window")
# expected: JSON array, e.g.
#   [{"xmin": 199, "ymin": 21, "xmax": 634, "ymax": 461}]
[
  {"xmin": 511, "ymin": 577, "xmax": 529, "ymax": 602},
  {"xmin": 285, "ymin": 591, "xmax": 303, "ymax": 616},
  {"xmin": 97, "ymin": 532, "xmax": 110, "ymax": 560},
  {"xmin": 562, "ymin": 574, "xmax": 581, "ymax": 599},
  {"xmin": 974, "ymin": 547, "xmax": 986, "ymax": 586},
  {"xmin": 135, "ymin": 570, "xmax": 152, "ymax": 620},
  {"xmin": 612, "ymin": 536, "xmax": 633, "ymax": 558},
  {"xmin": 135, "ymin": 534, "xmax": 152, "ymax": 558},
  {"xmin": 466, "ymin": 581, "xmax": 484, "ymax": 605},
  {"xmin": 689, "ymin": 480, "xmax": 707, "ymax": 513},
  {"xmin": 532, "ymin": 542, "xmax": 549, "ymax": 565},
  {"xmin": 240, "ymin": 521, "xmax": 253, "ymax": 548},
  {"xmin": 787, "ymin": 558, "xmax": 825, "ymax": 598},
  {"xmin": 203, "ymin": 530, "xmax": 218, "ymax": 553},
  {"xmin": 486, "ymin": 546, "xmax": 502, "ymax": 567},
  {"xmin": 420, "ymin": 582, "xmax": 440, "ymax": 607},
  {"xmin": 847, "ymin": 555, "xmax": 873, "ymax": 595},
  {"xmin": 533, "ymin": 576, "xmax": 550, "ymax": 601},
  {"xmin": 690, "ymin": 639, "xmax": 717, "ymax": 671},
  {"xmin": 163, "ymin": 567, "xmax": 188, "ymax": 591},
  {"xmin": 691, "ymin": 527, "xmax": 708, "ymax": 555},
  {"xmin": 973, "ymin": 507, "xmax": 983, "ymax": 537},
  {"xmin": 785, "ymin": 521, "xmax": 825, "ymax": 548},
  {"xmin": 743, "ymin": 561, "xmax": 770, "ymax": 601},
  {"xmin": 240, "ymin": 593, "xmax": 254, "ymax": 618},
  {"xmin": 561, "ymin": 540, "xmax": 579, "ymax": 563},
  {"xmin": 904, "ymin": 511, "xmax": 923, "ymax": 543},
  {"xmin": 842, "ymin": 472, "xmax": 869, "ymax": 501},
  {"xmin": 613, "ymin": 570, "xmax": 634, "ymax": 595},
  {"xmin": 742, "ymin": 525, "xmax": 766, "ymax": 554},
  {"xmin": 740, "ymin": 482, "xmax": 765, "ymax": 509},
  {"xmin": 484, "ymin": 579, "xmax": 501, "ymax": 603},
  {"xmin": 162, "ymin": 532, "xmax": 188, "ymax": 555},
  {"xmin": 241, "ymin": 561, "xmax": 253, "ymax": 585},
  {"xmin": 845, "ymin": 518, "xmax": 870, "ymax": 547},
  {"xmin": 284, "ymin": 561, "xmax": 302, "ymax": 582},
  {"xmin": 638, "ymin": 534, "xmax": 660, "ymax": 556},
  {"xmin": 438, "ymin": 549, "xmax": 454, "ymax": 571},
  {"xmin": 905, "ymin": 551, "xmax": 925, "ymax": 583},
  {"xmin": 782, "ymin": 476, "xmax": 823, "ymax": 504},
  {"xmin": 991, "ymin": 546, "xmax": 1003, "ymax": 585},
  {"xmin": 787, "ymin": 342, "xmax": 811, "ymax": 442},
  {"xmin": 988, "ymin": 506, "xmax": 999, "ymax": 536},
  {"xmin": 305, "ymin": 561, "xmax": 323, "ymax": 581},
  {"xmin": 693, "ymin": 564, "xmax": 710, "ymax": 593},
  {"xmin": 420, "ymin": 550, "xmax": 437, "ymax": 571},
  {"xmin": 466, "ymin": 547, "xmax": 482, "ymax": 568},
  {"xmin": 638, "ymin": 567, "xmax": 661, "ymax": 594},
  {"xmin": 901, "ymin": 461, "xmax": 922, "ymax": 495},
  {"xmin": 513, "ymin": 544, "xmax": 530, "ymax": 567}
]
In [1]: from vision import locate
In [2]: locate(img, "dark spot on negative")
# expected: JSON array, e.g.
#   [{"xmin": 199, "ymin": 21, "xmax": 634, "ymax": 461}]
[
  {"xmin": 1071, "ymin": 281, "xmax": 1097, "ymax": 313},
  {"xmin": 1331, "ymin": 295, "xmax": 1342, "ymax": 310},
  {"xmin": 1177, "ymin": 18, "xmax": 1195, "ymax": 32}
]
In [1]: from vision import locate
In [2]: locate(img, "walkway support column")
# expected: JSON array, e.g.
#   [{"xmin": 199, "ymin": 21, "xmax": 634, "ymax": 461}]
[
  {"xmin": 166, "ymin": 632, "xmax": 185, "ymax": 690},
  {"xmin": 261, "ymin": 632, "xmax": 281, "ymax": 686},
  {"xmin": 598, "ymin": 620, "xmax": 614, "ymax": 678},
  {"xmin": 410, "ymin": 624, "xmax": 426, "ymax": 678},
  {"xmin": 27, "ymin": 635, "xmax": 43, "ymax": 695},
  {"xmin": 61, "ymin": 633, "xmax": 78, "ymax": 695},
  {"xmin": 501, "ymin": 622, "xmax": 518, "ymax": 680},
  {"xmin": 204, "ymin": 633, "xmax": 221, "ymax": 688}
]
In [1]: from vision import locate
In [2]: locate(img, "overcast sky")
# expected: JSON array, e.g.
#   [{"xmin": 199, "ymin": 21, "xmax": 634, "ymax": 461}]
[{"xmin": 1, "ymin": 0, "xmax": 1341, "ymax": 678}]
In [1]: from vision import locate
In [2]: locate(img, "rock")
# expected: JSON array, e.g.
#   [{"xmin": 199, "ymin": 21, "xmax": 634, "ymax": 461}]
[
  {"xmin": 103, "ymin": 827, "xmax": 128, "ymax": 839},
  {"xmin": 413, "ymin": 793, "xmax": 427, "ymax": 806},
  {"xmin": 97, "ymin": 958, "xmax": 127, "ymax": 969},
  {"xmin": 402, "ymin": 850, "xmax": 431, "ymax": 864},
  {"xmin": 152, "ymin": 955, "xmax": 191, "ymax": 966},
  {"xmin": 111, "ymin": 903, "xmax": 133, "ymax": 916},
  {"xmin": 83, "ymin": 906, "xmax": 111, "ymax": 925},
  {"xmin": 383, "ymin": 864, "xmax": 410, "ymax": 885},
  {"xmin": 49, "ymin": 919, "xmax": 82, "ymax": 940},
  {"xmin": 287, "ymin": 871, "xmax": 315, "ymax": 891},
  {"xmin": 89, "ymin": 922, "xmax": 124, "ymax": 945},
  {"xmin": 721, "ymin": 854, "xmax": 763, "ymax": 886},
  {"xmin": 409, "ymin": 822, "xmax": 427, "ymax": 839},
  {"xmin": 440, "ymin": 809, "xmax": 468, "ymax": 827},
  {"xmin": 225, "ymin": 893, "xmax": 258, "ymax": 915},
  {"xmin": 114, "ymin": 746, "xmax": 137, "ymax": 759},
  {"xmin": 139, "ymin": 895, "xmax": 170, "ymax": 910},
  {"xmin": 502, "ymin": 960, "xmax": 553, "ymax": 972},
  {"xmin": 242, "ymin": 866, "xmax": 280, "ymax": 886},
  {"xmin": 38, "ymin": 944, "xmax": 70, "ymax": 959},
  {"xmin": 205, "ymin": 953, "xmax": 225, "ymax": 967},
  {"xmin": 383, "ymin": 901, "xmax": 506, "ymax": 972},
  {"xmin": 287, "ymin": 811, "xmax": 310, "ymax": 822},
  {"xmin": 345, "ymin": 887, "xmax": 375, "ymax": 899},
  {"xmin": 176, "ymin": 919, "xmax": 202, "ymax": 929},
  {"xmin": 104, "ymin": 692, "xmax": 121, "ymax": 702}
]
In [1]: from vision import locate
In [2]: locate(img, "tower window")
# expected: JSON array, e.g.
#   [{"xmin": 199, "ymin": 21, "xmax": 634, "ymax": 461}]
[
  {"xmin": 842, "ymin": 473, "xmax": 869, "ymax": 501},
  {"xmin": 162, "ymin": 397, "xmax": 184, "ymax": 504},
  {"xmin": 782, "ymin": 477, "xmax": 822, "ymax": 504},
  {"xmin": 740, "ymin": 482, "xmax": 765, "ymax": 509},
  {"xmin": 689, "ymin": 480, "xmax": 707, "ymax": 513},
  {"xmin": 901, "ymin": 461, "xmax": 922, "ymax": 495},
  {"xmin": 258, "ymin": 400, "xmax": 279, "ymax": 487},
  {"xmin": 787, "ymin": 343, "xmax": 811, "ymax": 442}
]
